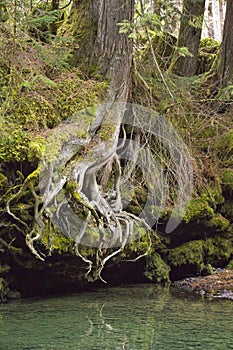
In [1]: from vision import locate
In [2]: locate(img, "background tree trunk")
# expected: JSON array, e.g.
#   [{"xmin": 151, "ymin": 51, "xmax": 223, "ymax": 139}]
[
  {"xmin": 171, "ymin": 0, "xmax": 205, "ymax": 77},
  {"xmin": 217, "ymin": 0, "xmax": 233, "ymax": 87}
]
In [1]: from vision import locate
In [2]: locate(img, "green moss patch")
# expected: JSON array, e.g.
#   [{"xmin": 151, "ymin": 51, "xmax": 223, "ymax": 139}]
[{"xmin": 144, "ymin": 253, "xmax": 171, "ymax": 283}]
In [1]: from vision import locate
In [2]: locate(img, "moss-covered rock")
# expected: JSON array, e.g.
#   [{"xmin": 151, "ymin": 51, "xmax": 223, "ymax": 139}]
[
  {"xmin": 167, "ymin": 240, "xmax": 204, "ymax": 268},
  {"xmin": 183, "ymin": 198, "xmax": 214, "ymax": 223},
  {"xmin": 203, "ymin": 213, "xmax": 230, "ymax": 232},
  {"xmin": 222, "ymin": 169, "xmax": 233, "ymax": 194},
  {"xmin": 204, "ymin": 236, "xmax": 233, "ymax": 266},
  {"xmin": 167, "ymin": 236, "xmax": 233, "ymax": 271},
  {"xmin": 220, "ymin": 200, "xmax": 233, "ymax": 221},
  {"xmin": 144, "ymin": 253, "xmax": 171, "ymax": 283},
  {"xmin": 197, "ymin": 38, "xmax": 220, "ymax": 75}
]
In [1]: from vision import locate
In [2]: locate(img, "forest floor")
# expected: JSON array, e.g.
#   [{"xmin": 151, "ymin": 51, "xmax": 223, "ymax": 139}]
[{"xmin": 173, "ymin": 269, "xmax": 233, "ymax": 300}]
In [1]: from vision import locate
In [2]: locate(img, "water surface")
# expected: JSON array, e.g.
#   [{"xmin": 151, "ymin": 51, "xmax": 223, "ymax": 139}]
[{"xmin": 0, "ymin": 285, "xmax": 232, "ymax": 349}]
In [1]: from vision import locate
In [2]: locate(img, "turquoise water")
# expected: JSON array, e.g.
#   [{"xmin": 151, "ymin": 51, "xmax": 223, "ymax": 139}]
[{"xmin": 0, "ymin": 285, "xmax": 233, "ymax": 350}]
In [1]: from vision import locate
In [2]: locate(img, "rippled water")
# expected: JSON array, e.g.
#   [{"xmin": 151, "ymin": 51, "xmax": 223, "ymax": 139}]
[{"xmin": 0, "ymin": 285, "xmax": 233, "ymax": 350}]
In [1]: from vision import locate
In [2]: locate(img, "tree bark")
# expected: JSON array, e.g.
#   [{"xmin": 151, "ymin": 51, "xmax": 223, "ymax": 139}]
[
  {"xmin": 70, "ymin": 0, "xmax": 133, "ymax": 98},
  {"xmin": 94, "ymin": 0, "xmax": 134, "ymax": 100},
  {"xmin": 170, "ymin": 0, "xmax": 205, "ymax": 77},
  {"xmin": 217, "ymin": 0, "xmax": 233, "ymax": 87}
]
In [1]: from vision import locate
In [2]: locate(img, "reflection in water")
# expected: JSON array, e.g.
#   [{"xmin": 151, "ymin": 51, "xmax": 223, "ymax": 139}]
[{"xmin": 0, "ymin": 285, "xmax": 232, "ymax": 350}]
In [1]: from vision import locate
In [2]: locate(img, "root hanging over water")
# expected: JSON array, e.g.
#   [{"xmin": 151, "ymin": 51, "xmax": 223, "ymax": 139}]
[
  {"xmin": 35, "ymin": 102, "xmax": 155, "ymax": 281},
  {"xmin": 6, "ymin": 102, "xmax": 192, "ymax": 283}
]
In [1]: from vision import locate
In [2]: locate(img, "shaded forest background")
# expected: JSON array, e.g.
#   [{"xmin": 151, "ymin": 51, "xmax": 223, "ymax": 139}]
[{"xmin": 0, "ymin": 0, "xmax": 233, "ymax": 300}]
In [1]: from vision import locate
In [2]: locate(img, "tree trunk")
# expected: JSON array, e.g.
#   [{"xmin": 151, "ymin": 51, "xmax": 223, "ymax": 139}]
[
  {"xmin": 69, "ymin": 0, "xmax": 133, "ymax": 98},
  {"xmin": 29, "ymin": 0, "xmax": 136, "ymax": 281},
  {"xmin": 217, "ymin": 0, "xmax": 233, "ymax": 87},
  {"xmin": 94, "ymin": 0, "xmax": 134, "ymax": 100},
  {"xmin": 170, "ymin": 0, "xmax": 205, "ymax": 77}
]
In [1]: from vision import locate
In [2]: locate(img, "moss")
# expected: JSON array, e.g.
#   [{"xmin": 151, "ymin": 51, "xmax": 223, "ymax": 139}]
[
  {"xmin": 204, "ymin": 237, "xmax": 233, "ymax": 265},
  {"xmin": 144, "ymin": 253, "xmax": 171, "ymax": 283},
  {"xmin": 27, "ymin": 137, "xmax": 46, "ymax": 162},
  {"xmin": 217, "ymin": 131, "xmax": 233, "ymax": 167},
  {"xmin": 0, "ymin": 172, "xmax": 8, "ymax": 192},
  {"xmin": 200, "ymin": 181, "xmax": 225, "ymax": 208},
  {"xmin": 41, "ymin": 222, "xmax": 73, "ymax": 254},
  {"xmin": 97, "ymin": 122, "xmax": 117, "ymax": 141},
  {"xmin": 0, "ymin": 124, "xmax": 29, "ymax": 162},
  {"xmin": 203, "ymin": 213, "xmax": 230, "ymax": 232},
  {"xmin": 197, "ymin": 38, "xmax": 220, "ymax": 75},
  {"xmin": 57, "ymin": 3, "xmax": 96, "ymax": 72},
  {"xmin": 167, "ymin": 240, "xmax": 204, "ymax": 267},
  {"xmin": 167, "ymin": 236, "xmax": 233, "ymax": 270},
  {"xmin": 183, "ymin": 198, "xmax": 214, "ymax": 223},
  {"xmin": 200, "ymin": 263, "xmax": 213, "ymax": 276},
  {"xmin": 226, "ymin": 260, "xmax": 233, "ymax": 270},
  {"xmin": 220, "ymin": 200, "xmax": 233, "ymax": 221},
  {"xmin": 184, "ymin": 180, "xmax": 225, "ymax": 226},
  {"xmin": 0, "ymin": 64, "xmax": 106, "ymax": 164},
  {"xmin": 222, "ymin": 169, "xmax": 233, "ymax": 193}
]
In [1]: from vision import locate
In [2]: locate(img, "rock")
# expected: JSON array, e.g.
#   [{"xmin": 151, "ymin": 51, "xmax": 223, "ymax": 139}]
[{"xmin": 173, "ymin": 269, "xmax": 233, "ymax": 300}]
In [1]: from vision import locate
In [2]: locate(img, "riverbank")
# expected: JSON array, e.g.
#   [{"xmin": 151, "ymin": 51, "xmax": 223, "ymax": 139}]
[{"xmin": 174, "ymin": 269, "xmax": 233, "ymax": 300}]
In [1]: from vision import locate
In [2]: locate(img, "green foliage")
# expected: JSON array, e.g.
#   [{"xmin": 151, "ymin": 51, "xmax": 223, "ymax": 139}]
[
  {"xmin": 0, "ymin": 172, "xmax": 8, "ymax": 192},
  {"xmin": 175, "ymin": 46, "xmax": 193, "ymax": 58},
  {"xmin": 28, "ymin": 9, "xmax": 59, "ymax": 31},
  {"xmin": 0, "ymin": 0, "xmax": 232, "ymax": 290},
  {"xmin": 201, "ymin": 181, "xmax": 225, "ymax": 208},
  {"xmin": 218, "ymin": 85, "xmax": 233, "ymax": 103},
  {"xmin": 32, "ymin": 38, "xmax": 74, "ymax": 73},
  {"xmin": 188, "ymin": 15, "xmax": 204, "ymax": 30},
  {"xmin": 0, "ymin": 264, "xmax": 10, "ymax": 274}
]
